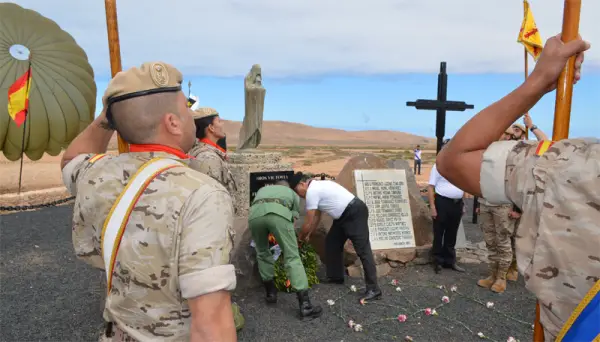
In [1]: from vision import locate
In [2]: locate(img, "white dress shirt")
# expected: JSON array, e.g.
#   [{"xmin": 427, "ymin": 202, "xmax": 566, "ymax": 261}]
[{"xmin": 428, "ymin": 164, "xmax": 464, "ymax": 199}]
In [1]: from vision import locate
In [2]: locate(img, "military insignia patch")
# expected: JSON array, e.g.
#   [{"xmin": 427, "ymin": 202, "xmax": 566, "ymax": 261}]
[{"xmin": 150, "ymin": 62, "xmax": 169, "ymax": 87}]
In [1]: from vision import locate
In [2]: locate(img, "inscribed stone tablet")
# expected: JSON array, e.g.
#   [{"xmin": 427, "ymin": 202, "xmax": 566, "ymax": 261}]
[{"xmin": 354, "ymin": 169, "xmax": 416, "ymax": 250}]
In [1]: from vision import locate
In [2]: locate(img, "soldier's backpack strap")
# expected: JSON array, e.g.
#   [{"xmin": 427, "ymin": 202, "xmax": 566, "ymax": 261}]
[{"xmin": 100, "ymin": 157, "xmax": 186, "ymax": 293}]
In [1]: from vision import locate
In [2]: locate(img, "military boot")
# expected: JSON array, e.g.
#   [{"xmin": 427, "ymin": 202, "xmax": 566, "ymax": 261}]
[
  {"xmin": 296, "ymin": 290, "xmax": 323, "ymax": 320},
  {"xmin": 491, "ymin": 269, "xmax": 508, "ymax": 293},
  {"xmin": 477, "ymin": 263, "xmax": 497, "ymax": 289},
  {"xmin": 263, "ymin": 280, "xmax": 277, "ymax": 304},
  {"xmin": 506, "ymin": 259, "xmax": 519, "ymax": 282}
]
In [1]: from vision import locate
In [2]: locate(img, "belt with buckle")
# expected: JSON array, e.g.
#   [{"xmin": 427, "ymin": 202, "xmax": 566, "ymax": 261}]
[{"xmin": 253, "ymin": 198, "xmax": 292, "ymax": 210}]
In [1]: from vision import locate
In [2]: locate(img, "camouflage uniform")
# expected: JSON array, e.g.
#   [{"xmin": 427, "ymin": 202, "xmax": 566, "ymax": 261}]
[
  {"xmin": 477, "ymin": 197, "xmax": 515, "ymax": 292},
  {"xmin": 188, "ymin": 140, "xmax": 234, "ymax": 186},
  {"xmin": 480, "ymin": 138, "xmax": 600, "ymax": 341},
  {"xmin": 63, "ymin": 151, "xmax": 236, "ymax": 341}
]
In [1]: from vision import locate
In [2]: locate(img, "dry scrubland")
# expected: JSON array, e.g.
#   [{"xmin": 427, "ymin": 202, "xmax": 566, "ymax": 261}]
[{"xmin": 1, "ymin": 120, "xmax": 436, "ymax": 205}]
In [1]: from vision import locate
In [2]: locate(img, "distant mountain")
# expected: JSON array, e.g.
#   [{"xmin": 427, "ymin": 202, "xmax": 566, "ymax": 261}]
[{"xmin": 108, "ymin": 120, "xmax": 435, "ymax": 150}]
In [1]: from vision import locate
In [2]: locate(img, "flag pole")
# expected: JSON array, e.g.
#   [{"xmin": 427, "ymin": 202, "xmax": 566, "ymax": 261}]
[
  {"xmin": 533, "ymin": 1, "xmax": 582, "ymax": 341},
  {"xmin": 17, "ymin": 60, "xmax": 33, "ymax": 194},
  {"xmin": 524, "ymin": 48, "xmax": 529, "ymax": 139},
  {"xmin": 104, "ymin": 0, "xmax": 128, "ymax": 154},
  {"xmin": 552, "ymin": 0, "xmax": 581, "ymax": 140}
]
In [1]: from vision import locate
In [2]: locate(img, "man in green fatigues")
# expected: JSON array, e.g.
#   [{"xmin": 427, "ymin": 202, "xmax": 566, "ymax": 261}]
[{"xmin": 249, "ymin": 180, "xmax": 322, "ymax": 320}]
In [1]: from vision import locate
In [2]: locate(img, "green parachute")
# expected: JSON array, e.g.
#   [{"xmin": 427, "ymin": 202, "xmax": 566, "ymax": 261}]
[{"xmin": 0, "ymin": 3, "xmax": 96, "ymax": 161}]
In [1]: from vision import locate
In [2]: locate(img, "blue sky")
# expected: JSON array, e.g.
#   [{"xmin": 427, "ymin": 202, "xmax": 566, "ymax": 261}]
[
  {"xmin": 17, "ymin": 0, "xmax": 600, "ymax": 138},
  {"xmin": 94, "ymin": 72, "xmax": 598, "ymax": 138}
]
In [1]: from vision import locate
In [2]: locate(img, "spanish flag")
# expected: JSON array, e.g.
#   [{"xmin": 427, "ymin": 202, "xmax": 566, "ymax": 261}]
[
  {"xmin": 518, "ymin": 0, "xmax": 544, "ymax": 61},
  {"xmin": 7, "ymin": 67, "xmax": 32, "ymax": 127}
]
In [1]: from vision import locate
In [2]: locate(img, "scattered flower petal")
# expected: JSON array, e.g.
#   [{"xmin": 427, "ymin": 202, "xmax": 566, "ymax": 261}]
[
  {"xmin": 350, "ymin": 285, "xmax": 357, "ymax": 292},
  {"xmin": 359, "ymin": 298, "xmax": 367, "ymax": 305},
  {"xmin": 391, "ymin": 279, "xmax": 399, "ymax": 286},
  {"xmin": 424, "ymin": 308, "xmax": 432, "ymax": 316},
  {"xmin": 432, "ymin": 309, "xmax": 438, "ymax": 316},
  {"xmin": 405, "ymin": 336, "xmax": 414, "ymax": 342},
  {"xmin": 507, "ymin": 337, "xmax": 517, "ymax": 342},
  {"xmin": 486, "ymin": 301, "xmax": 494, "ymax": 309},
  {"xmin": 327, "ymin": 299, "xmax": 335, "ymax": 306},
  {"xmin": 395, "ymin": 287, "xmax": 402, "ymax": 292},
  {"xmin": 353, "ymin": 324, "xmax": 363, "ymax": 332},
  {"xmin": 477, "ymin": 332, "xmax": 485, "ymax": 338},
  {"xmin": 437, "ymin": 285, "xmax": 444, "ymax": 290},
  {"xmin": 397, "ymin": 314, "xmax": 407, "ymax": 322},
  {"xmin": 450, "ymin": 285, "xmax": 458, "ymax": 292},
  {"xmin": 347, "ymin": 320, "xmax": 355, "ymax": 328},
  {"xmin": 442, "ymin": 296, "xmax": 450, "ymax": 303},
  {"xmin": 531, "ymin": 324, "xmax": 535, "ymax": 329}
]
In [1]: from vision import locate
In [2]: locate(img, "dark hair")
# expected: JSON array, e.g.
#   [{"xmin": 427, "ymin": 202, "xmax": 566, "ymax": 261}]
[
  {"xmin": 195, "ymin": 116, "xmax": 216, "ymax": 139},
  {"xmin": 216, "ymin": 136, "xmax": 227, "ymax": 151},
  {"xmin": 288, "ymin": 172, "xmax": 305, "ymax": 189}
]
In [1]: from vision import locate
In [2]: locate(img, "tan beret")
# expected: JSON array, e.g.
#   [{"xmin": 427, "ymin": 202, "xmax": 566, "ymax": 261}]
[
  {"xmin": 193, "ymin": 107, "xmax": 219, "ymax": 120},
  {"xmin": 102, "ymin": 61, "xmax": 183, "ymax": 106},
  {"xmin": 512, "ymin": 123, "xmax": 526, "ymax": 133}
]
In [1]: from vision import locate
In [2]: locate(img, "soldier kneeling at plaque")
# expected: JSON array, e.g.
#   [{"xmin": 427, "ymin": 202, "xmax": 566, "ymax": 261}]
[{"xmin": 290, "ymin": 172, "xmax": 382, "ymax": 303}]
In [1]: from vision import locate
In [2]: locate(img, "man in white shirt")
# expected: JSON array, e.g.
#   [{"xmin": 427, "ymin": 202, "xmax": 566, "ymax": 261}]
[
  {"xmin": 428, "ymin": 141, "xmax": 466, "ymax": 274},
  {"xmin": 414, "ymin": 145, "xmax": 422, "ymax": 175},
  {"xmin": 290, "ymin": 172, "xmax": 382, "ymax": 302}
]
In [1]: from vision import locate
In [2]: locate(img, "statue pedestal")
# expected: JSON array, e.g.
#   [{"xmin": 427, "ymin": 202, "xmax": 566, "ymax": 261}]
[
  {"xmin": 228, "ymin": 149, "xmax": 292, "ymax": 290},
  {"xmin": 228, "ymin": 149, "xmax": 292, "ymax": 218}
]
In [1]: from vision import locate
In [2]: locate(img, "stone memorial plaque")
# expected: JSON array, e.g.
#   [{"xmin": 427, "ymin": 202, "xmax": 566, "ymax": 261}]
[
  {"xmin": 249, "ymin": 171, "xmax": 294, "ymax": 204},
  {"xmin": 354, "ymin": 169, "xmax": 416, "ymax": 250}
]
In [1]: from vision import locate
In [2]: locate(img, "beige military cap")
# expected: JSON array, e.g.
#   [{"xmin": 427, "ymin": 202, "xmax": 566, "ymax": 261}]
[
  {"xmin": 102, "ymin": 61, "xmax": 183, "ymax": 107},
  {"xmin": 193, "ymin": 107, "xmax": 219, "ymax": 120},
  {"xmin": 512, "ymin": 123, "xmax": 526, "ymax": 134}
]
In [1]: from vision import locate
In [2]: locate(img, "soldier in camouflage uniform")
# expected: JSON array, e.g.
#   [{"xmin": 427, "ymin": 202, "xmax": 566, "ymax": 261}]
[
  {"xmin": 61, "ymin": 62, "xmax": 238, "ymax": 341},
  {"xmin": 437, "ymin": 35, "xmax": 599, "ymax": 340},
  {"xmin": 476, "ymin": 128, "xmax": 517, "ymax": 293},
  {"xmin": 188, "ymin": 107, "xmax": 237, "ymax": 195}
]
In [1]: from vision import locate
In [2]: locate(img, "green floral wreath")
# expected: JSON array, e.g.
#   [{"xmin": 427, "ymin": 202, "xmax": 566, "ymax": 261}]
[{"xmin": 268, "ymin": 233, "xmax": 320, "ymax": 292}]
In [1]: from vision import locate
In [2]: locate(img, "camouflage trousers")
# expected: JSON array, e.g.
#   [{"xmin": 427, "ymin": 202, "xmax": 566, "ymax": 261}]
[{"xmin": 479, "ymin": 203, "xmax": 516, "ymax": 273}]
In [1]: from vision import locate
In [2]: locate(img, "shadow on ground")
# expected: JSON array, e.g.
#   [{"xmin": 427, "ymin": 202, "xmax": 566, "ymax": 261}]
[{"xmin": 1, "ymin": 204, "xmax": 534, "ymax": 342}]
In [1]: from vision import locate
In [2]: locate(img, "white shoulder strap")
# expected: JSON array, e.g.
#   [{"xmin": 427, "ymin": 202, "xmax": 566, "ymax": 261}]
[{"xmin": 100, "ymin": 157, "xmax": 185, "ymax": 292}]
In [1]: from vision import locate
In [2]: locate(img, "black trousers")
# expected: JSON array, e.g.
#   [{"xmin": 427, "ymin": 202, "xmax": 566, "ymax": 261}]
[
  {"xmin": 414, "ymin": 159, "xmax": 422, "ymax": 175},
  {"xmin": 325, "ymin": 198, "xmax": 379, "ymax": 290},
  {"xmin": 432, "ymin": 195, "xmax": 463, "ymax": 266}
]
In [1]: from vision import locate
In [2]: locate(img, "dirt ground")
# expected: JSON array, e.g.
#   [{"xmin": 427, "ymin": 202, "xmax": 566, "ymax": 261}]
[{"xmin": 0, "ymin": 147, "xmax": 435, "ymax": 206}]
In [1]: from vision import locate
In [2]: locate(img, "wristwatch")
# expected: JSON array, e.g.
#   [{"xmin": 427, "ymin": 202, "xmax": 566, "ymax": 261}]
[{"xmin": 529, "ymin": 125, "xmax": 538, "ymax": 132}]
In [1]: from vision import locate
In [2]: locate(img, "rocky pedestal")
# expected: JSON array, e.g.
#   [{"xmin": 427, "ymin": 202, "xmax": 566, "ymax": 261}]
[
  {"xmin": 308, "ymin": 154, "xmax": 434, "ymax": 279},
  {"xmin": 228, "ymin": 149, "xmax": 292, "ymax": 291}
]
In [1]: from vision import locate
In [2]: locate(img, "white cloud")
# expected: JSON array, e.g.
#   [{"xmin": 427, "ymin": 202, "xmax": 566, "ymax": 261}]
[{"xmin": 10, "ymin": 0, "xmax": 600, "ymax": 77}]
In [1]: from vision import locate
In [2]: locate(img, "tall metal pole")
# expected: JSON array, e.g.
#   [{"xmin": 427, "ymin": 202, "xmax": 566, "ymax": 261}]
[{"xmin": 104, "ymin": 0, "xmax": 128, "ymax": 153}]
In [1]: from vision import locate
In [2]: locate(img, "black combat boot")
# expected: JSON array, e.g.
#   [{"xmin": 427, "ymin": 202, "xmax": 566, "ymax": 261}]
[
  {"xmin": 296, "ymin": 290, "xmax": 323, "ymax": 320},
  {"xmin": 263, "ymin": 280, "xmax": 277, "ymax": 304}
]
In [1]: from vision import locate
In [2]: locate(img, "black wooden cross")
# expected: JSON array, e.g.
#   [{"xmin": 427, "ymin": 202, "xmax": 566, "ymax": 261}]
[{"xmin": 406, "ymin": 62, "xmax": 474, "ymax": 154}]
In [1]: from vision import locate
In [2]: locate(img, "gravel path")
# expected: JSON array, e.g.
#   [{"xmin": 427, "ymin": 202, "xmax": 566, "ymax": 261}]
[{"xmin": 1, "ymin": 202, "xmax": 535, "ymax": 342}]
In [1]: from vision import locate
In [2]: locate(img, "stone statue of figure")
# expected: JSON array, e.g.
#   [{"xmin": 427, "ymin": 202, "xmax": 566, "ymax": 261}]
[{"xmin": 237, "ymin": 64, "xmax": 266, "ymax": 150}]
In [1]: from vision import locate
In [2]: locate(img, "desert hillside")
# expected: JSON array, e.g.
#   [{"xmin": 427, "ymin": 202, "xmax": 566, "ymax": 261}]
[{"xmin": 106, "ymin": 120, "xmax": 435, "ymax": 150}]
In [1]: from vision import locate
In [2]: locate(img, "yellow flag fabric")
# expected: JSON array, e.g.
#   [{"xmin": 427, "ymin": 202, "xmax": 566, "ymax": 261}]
[
  {"xmin": 7, "ymin": 67, "xmax": 32, "ymax": 127},
  {"xmin": 518, "ymin": 0, "xmax": 543, "ymax": 60}
]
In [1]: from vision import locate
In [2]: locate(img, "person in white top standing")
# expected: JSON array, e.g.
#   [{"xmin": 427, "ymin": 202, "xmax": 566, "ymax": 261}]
[
  {"xmin": 290, "ymin": 172, "xmax": 382, "ymax": 303},
  {"xmin": 428, "ymin": 140, "xmax": 466, "ymax": 274},
  {"xmin": 414, "ymin": 145, "xmax": 422, "ymax": 175}
]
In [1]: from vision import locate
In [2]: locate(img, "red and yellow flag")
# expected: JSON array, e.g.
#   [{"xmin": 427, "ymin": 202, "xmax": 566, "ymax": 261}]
[
  {"xmin": 518, "ymin": 0, "xmax": 544, "ymax": 61},
  {"xmin": 7, "ymin": 67, "xmax": 32, "ymax": 127}
]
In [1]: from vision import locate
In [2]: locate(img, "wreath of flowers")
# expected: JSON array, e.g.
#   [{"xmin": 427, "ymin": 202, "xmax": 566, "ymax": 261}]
[{"xmin": 267, "ymin": 233, "xmax": 320, "ymax": 292}]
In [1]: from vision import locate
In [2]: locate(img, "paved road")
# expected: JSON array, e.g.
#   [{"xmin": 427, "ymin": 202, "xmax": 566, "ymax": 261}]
[{"xmin": 1, "ymin": 203, "xmax": 535, "ymax": 342}]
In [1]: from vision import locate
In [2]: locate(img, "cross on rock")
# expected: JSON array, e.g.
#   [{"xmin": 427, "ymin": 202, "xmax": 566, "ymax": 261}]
[{"xmin": 407, "ymin": 62, "xmax": 474, "ymax": 154}]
